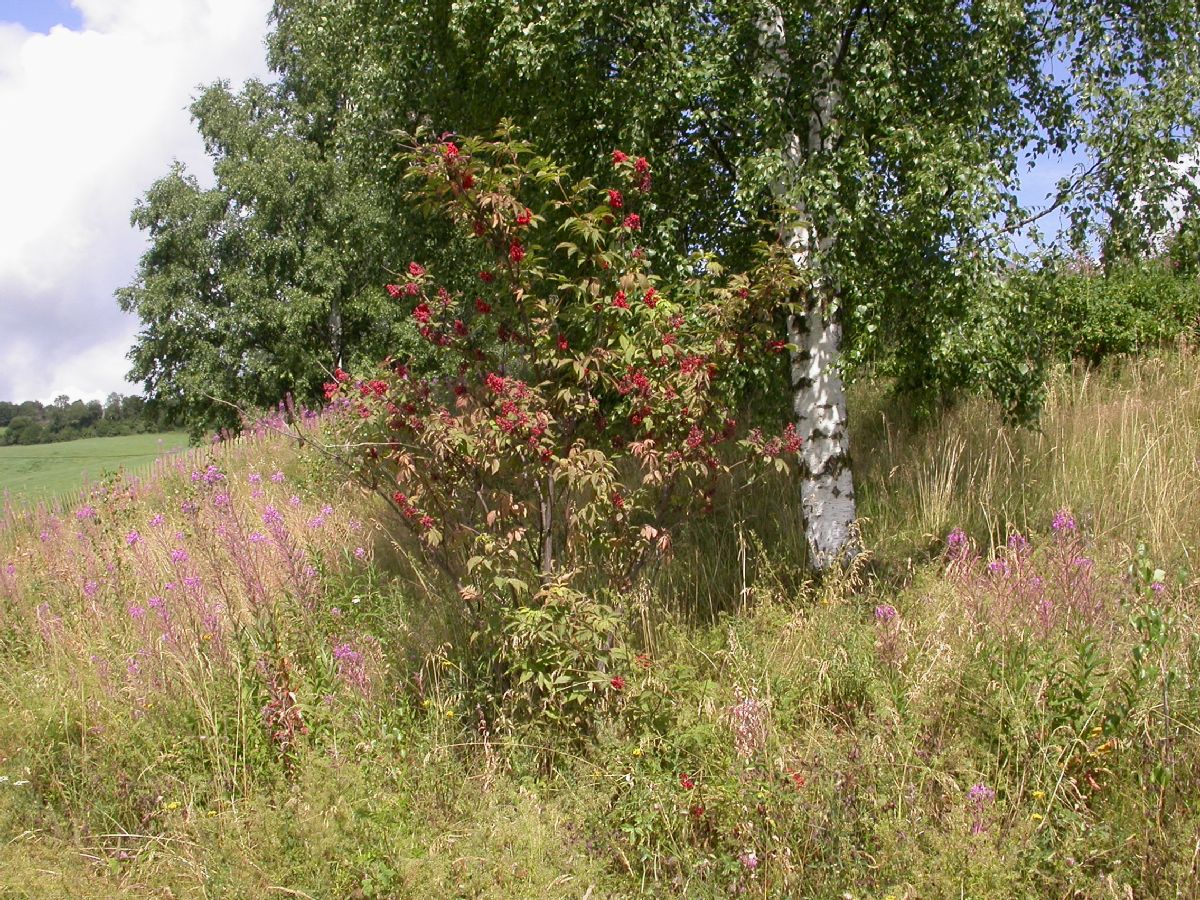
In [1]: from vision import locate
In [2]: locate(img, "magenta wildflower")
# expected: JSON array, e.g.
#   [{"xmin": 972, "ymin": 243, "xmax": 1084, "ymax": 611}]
[
  {"xmin": 262, "ymin": 506, "xmax": 284, "ymax": 526},
  {"xmin": 126, "ymin": 531, "xmax": 141, "ymax": 547},
  {"xmin": 76, "ymin": 505, "xmax": 96, "ymax": 521},
  {"xmin": 968, "ymin": 783, "xmax": 995, "ymax": 803},
  {"xmin": 354, "ymin": 547, "xmax": 367, "ymax": 560},
  {"xmin": 1051, "ymin": 509, "xmax": 1076, "ymax": 534},
  {"xmin": 738, "ymin": 850, "xmax": 759, "ymax": 870},
  {"xmin": 874, "ymin": 604, "xmax": 898, "ymax": 622},
  {"xmin": 969, "ymin": 782, "xmax": 996, "ymax": 834},
  {"xmin": 170, "ymin": 548, "xmax": 189, "ymax": 564},
  {"xmin": 271, "ymin": 470, "xmax": 286, "ymax": 483}
]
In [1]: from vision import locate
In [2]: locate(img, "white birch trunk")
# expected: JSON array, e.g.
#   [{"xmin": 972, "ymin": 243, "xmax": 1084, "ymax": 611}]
[{"xmin": 762, "ymin": 11, "xmax": 861, "ymax": 571}]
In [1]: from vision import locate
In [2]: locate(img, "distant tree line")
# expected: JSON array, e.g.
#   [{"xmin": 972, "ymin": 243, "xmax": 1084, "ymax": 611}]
[{"xmin": 0, "ymin": 393, "xmax": 172, "ymax": 446}]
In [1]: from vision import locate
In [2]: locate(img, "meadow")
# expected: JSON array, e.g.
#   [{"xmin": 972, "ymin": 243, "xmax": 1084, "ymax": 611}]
[
  {"xmin": 0, "ymin": 352, "xmax": 1197, "ymax": 897},
  {"xmin": 0, "ymin": 432, "xmax": 190, "ymax": 502}
]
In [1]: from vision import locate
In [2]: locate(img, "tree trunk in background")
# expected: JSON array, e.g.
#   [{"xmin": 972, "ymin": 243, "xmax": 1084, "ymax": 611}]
[{"xmin": 763, "ymin": 10, "xmax": 861, "ymax": 571}]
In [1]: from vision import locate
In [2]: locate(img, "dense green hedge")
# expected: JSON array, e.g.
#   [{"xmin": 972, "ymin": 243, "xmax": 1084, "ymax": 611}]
[{"xmin": 1040, "ymin": 261, "xmax": 1200, "ymax": 365}]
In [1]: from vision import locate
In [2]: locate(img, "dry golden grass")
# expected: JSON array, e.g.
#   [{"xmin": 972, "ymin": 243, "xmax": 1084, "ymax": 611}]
[{"xmin": 854, "ymin": 347, "xmax": 1200, "ymax": 568}]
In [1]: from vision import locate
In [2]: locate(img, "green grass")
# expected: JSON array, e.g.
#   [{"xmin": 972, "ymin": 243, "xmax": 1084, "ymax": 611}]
[
  {"xmin": 1, "ymin": 354, "xmax": 1199, "ymax": 896},
  {"xmin": 0, "ymin": 432, "xmax": 190, "ymax": 502}
]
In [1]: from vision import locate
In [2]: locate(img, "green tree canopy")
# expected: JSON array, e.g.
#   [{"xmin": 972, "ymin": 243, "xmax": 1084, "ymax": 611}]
[{"xmin": 121, "ymin": 0, "xmax": 1200, "ymax": 562}]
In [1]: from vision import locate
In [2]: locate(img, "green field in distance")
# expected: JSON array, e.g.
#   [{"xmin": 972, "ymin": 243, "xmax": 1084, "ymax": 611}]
[{"xmin": 0, "ymin": 432, "xmax": 191, "ymax": 504}]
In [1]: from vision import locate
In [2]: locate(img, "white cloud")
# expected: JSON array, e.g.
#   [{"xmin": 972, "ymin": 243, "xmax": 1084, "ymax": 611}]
[{"xmin": 0, "ymin": 0, "xmax": 272, "ymax": 404}]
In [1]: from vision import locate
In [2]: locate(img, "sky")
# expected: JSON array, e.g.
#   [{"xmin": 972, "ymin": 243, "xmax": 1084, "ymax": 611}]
[{"xmin": 0, "ymin": 0, "xmax": 272, "ymax": 404}]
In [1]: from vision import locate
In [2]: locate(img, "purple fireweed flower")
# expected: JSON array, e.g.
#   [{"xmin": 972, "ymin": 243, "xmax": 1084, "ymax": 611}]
[
  {"xmin": 3, "ymin": 563, "xmax": 14, "ymax": 577},
  {"xmin": 1151, "ymin": 581, "xmax": 1166, "ymax": 594},
  {"xmin": 354, "ymin": 547, "xmax": 367, "ymax": 560},
  {"xmin": 128, "ymin": 605, "xmax": 146, "ymax": 620},
  {"xmin": 76, "ymin": 505, "xmax": 96, "ymax": 520},
  {"xmin": 248, "ymin": 531, "xmax": 268, "ymax": 544},
  {"xmin": 987, "ymin": 559, "xmax": 1009, "ymax": 576},
  {"xmin": 150, "ymin": 513, "xmax": 166, "ymax": 528},
  {"xmin": 321, "ymin": 504, "xmax": 333, "ymax": 517},
  {"xmin": 969, "ymin": 783, "xmax": 995, "ymax": 804},
  {"xmin": 738, "ymin": 850, "xmax": 759, "ymax": 870},
  {"xmin": 1072, "ymin": 556, "xmax": 1093, "ymax": 570},
  {"xmin": 947, "ymin": 527, "xmax": 967, "ymax": 548},
  {"xmin": 83, "ymin": 580, "xmax": 98, "ymax": 598},
  {"xmin": 307, "ymin": 516, "xmax": 325, "ymax": 529},
  {"xmin": 174, "ymin": 531, "xmax": 186, "ymax": 541},
  {"xmin": 126, "ymin": 531, "xmax": 142, "ymax": 547},
  {"xmin": 248, "ymin": 472, "xmax": 262, "ymax": 485},
  {"xmin": 1007, "ymin": 532, "xmax": 1029, "ymax": 551},
  {"xmin": 212, "ymin": 492, "xmax": 230, "ymax": 508},
  {"xmin": 170, "ymin": 548, "xmax": 189, "ymax": 564},
  {"xmin": 270, "ymin": 470, "xmax": 286, "ymax": 483},
  {"xmin": 183, "ymin": 576, "xmax": 201, "ymax": 590},
  {"xmin": 349, "ymin": 519, "xmax": 362, "ymax": 531},
  {"xmin": 1051, "ymin": 509, "xmax": 1077, "ymax": 534},
  {"xmin": 968, "ymin": 783, "xmax": 996, "ymax": 834},
  {"xmin": 302, "ymin": 566, "xmax": 318, "ymax": 580},
  {"xmin": 251, "ymin": 488, "xmax": 265, "ymax": 499},
  {"xmin": 39, "ymin": 530, "xmax": 53, "ymax": 543},
  {"xmin": 148, "ymin": 596, "xmax": 164, "ymax": 609},
  {"xmin": 262, "ymin": 506, "xmax": 283, "ymax": 526},
  {"xmin": 333, "ymin": 642, "xmax": 362, "ymax": 664},
  {"xmin": 874, "ymin": 604, "xmax": 898, "ymax": 623},
  {"xmin": 181, "ymin": 500, "xmax": 198, "ymax": 515},
  {"xmin": 288, "ymin": 495, "xmax": 302, "ymax": 508},
  {"xmin": 199, "ymin": 465, "xmax": 225, "ymax": 485},
  {"xmin": 164, "ymin": 582, "xmax": 177, "ymax": 592},
  {"xmin": 127, "ymin": 657, "xmax": 141, "ymax": 677}
]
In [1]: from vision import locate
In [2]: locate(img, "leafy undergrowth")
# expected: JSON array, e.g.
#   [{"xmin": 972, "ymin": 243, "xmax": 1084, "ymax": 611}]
[{"xmin": 2, "ymin": 358, "xmax": 1199, "ymax": 897}]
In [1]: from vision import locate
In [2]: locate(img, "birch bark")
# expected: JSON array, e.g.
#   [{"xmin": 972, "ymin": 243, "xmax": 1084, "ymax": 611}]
[{"xmin": 761, "ymin": 9, "xmax": 861, "ymax": 571}]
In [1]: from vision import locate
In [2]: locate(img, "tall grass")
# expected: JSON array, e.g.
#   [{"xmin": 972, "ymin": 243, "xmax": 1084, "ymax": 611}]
[
  {"xmin": 1, "ymin": 352, "xmax": 1198, "ymax": 896},
  {"xmin": 854, "ymin": 347, "xmax": 1200, "ymax": 568}
]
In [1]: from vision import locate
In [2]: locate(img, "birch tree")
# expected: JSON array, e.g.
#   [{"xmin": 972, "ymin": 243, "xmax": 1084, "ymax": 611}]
[{"xmin": 126, "ymin": 0, "xmax": 1200, "ymax": 563}]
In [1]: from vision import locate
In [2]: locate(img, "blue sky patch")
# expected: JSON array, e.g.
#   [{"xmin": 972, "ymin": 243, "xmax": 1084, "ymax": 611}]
[{"xmin": 0, "ymin": 0, "xmax": 82, "ymax": 33}]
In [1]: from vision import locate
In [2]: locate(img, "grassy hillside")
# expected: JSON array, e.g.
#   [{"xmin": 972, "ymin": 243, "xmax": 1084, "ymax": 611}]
[
  {"xmin": 0, "ymin": 353, "xmax": 1197, "ymax": 897},
  {"xmin": 0, "ymin": 432, "xmax": 190, "ymax": 502}
]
